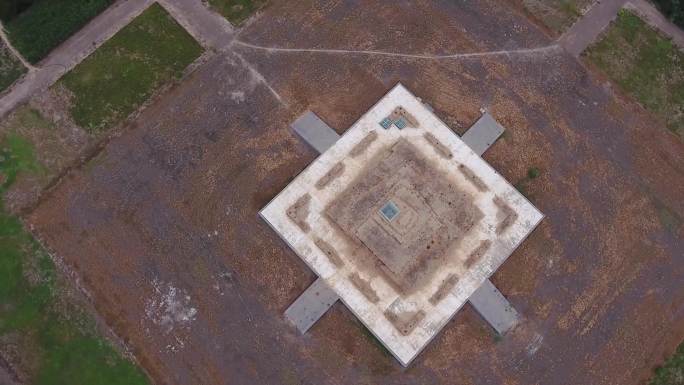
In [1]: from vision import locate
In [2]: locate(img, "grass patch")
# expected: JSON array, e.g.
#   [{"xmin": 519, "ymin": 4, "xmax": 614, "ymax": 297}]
[
  {"xmin": 0, "ymin": 39, "xmax": 25, "ymax": 92},
  {"xmin": 527, "ymin": 166, "xmax": 541, "ymax": 179},
  {"xmin": 0, "ymin": 131, "xmax": 43, "ymax": 189},
  {"xmin": 585, "ymin": 10, "xmax": 684, "ymax": 140},
  {"xmin": 4, "ymin": 0, "xmax": 114, "ymax": 64},
  {"xmin": 523, "ymin": 0, "xmax": 590, "ymax": 34},
  {"xmin": 58, "ymin": 3, "xmax": 203, "ymax": 133},
  {"xmin": 651, "ymin": 341, "xmax": 684, "ymax": 385},
  {"xmin": 0, "ymin": 131, "xmax": 150, "ymax": 384},
  {"xmin": 515, "ymin": 166, "xmax": 542, "ymax": 198},
  {"xmin": 207, "ymin": 0, "xmax": 267, "ymax": 25}
]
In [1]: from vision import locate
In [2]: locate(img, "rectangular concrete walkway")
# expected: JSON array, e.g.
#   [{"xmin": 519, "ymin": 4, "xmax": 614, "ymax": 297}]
[
  {"xmin": 284, "ymin": 277, "xmax": 339, "ymax": 333},
  {"xmin": 291, "ymin": 111, "xmax": 340, "ymax": 154},
  {"xmin": 468, "ymin": 279, "xmax": 519, "ymax": 334},
  {"xmin": 462, "ymin": 112, "xmax": 505, "ymax": 156},
  {"xmin": 284, "ymin": 109, "xmax": 517, "ymax": 335}
]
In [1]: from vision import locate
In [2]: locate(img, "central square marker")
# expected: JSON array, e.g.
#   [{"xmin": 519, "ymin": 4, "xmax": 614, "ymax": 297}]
[
  {"xmin": 260, "ymin": 84, "xmax": 543, "ymax": 366},
  {"xmin": 379, "ymin": 201, "xmax": 399, "ymax": 221}
]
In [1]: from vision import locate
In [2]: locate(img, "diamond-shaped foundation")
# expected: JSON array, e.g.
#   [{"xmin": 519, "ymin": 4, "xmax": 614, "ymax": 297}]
[{"xmin": 259, "ymin": 84, "xmax": 544, "ymax": 366}]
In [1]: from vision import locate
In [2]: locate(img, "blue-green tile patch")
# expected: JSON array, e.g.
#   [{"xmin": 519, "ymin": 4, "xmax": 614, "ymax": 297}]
[{"xmin": 380, "ymin": 200, "xmax": 400, "ymax": 221}]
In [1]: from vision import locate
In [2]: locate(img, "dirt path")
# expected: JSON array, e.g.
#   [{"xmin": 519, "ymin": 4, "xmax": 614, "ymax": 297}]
[
  {"xmin": 233, "ymin": 40, "xmax": 562, "ymax": 60},
  {"xmin": 0, "ymin": 23, "xmax": 34, "ymax": 71},
  {"xmin": 0, "ymin": 0, "xmax": 154, "ymax": 118},
  {"xmin": 559, "ymin": 0, "xmax": 628, "ymax": 56},
  {"xmin": 625, "ymin": 0, "xmax": 684, "ymax": 49}
]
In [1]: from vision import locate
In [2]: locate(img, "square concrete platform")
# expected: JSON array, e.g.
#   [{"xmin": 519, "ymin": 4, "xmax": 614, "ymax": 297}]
[{"xmin": 261, "ymin": 84, "xmax": 543, "ymax": 366}]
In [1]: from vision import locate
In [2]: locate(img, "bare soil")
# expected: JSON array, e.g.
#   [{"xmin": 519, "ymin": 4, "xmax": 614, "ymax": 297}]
[{"xmin": 22, "ymin": 0, "xmax": 684, "ymax": 384}]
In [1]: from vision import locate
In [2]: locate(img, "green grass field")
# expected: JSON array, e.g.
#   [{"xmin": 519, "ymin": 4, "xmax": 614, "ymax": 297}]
[
  {"xmin": 0, "ymin": 127, "xmax": 150, "ymax": 385},
  {"xmin": 585, "ymin": 10, "xmax": 684, "ymax": 140},
  {"xmin": 59, "ymin": 3, "xmax": 203, "ymax": 133},
  {"xmin": 4, "ymin": 0, "xmax": 114, "ymax": 64},
  {"xmin": 0, "ymin": 132, "xmax": 42, "ymax": 190},
  {"xmin": 0, "ymin": 40, "xmax": 25, "ymax": 92},
  {"xmin": 207, "ymin": 0, "xmax": 266, "ymax": 25},
  {"xmin": 523, "ymin": 0, "xmax": 590, "ymax": 34},
  {"xmin": 651, "ymin": 341, "xmax": 684, "ymax": 385}
]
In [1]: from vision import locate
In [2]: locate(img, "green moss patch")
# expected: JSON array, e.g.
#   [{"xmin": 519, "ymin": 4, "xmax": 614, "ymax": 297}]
[{"xmin": 58, "ymin": 3, "xmax": 203, "ymax": 133}]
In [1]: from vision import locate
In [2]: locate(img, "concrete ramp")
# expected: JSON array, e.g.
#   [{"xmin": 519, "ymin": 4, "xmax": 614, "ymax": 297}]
[
  {"xmin": 468, "ymin": 279, "xmax": 519, "ymax": 334},
  {"xmin": 462, "ymin": 112, "xmax": 505, "ymax": 156},
  {"xmin": 291, "ymin": 111, "xmax": 340, "ymax": 154},
  {"xmin": 285, "ymin": 278, "xmax": 339, "ymax": 333}
]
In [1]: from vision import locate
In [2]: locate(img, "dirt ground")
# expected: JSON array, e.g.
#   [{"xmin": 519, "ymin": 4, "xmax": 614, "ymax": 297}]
[{"xmin": 24, "ymin": 0, "xmax": 684, "ymax": 384}]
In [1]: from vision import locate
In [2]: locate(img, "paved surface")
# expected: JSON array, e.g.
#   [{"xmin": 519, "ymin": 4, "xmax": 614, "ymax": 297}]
[
  {"xmin": 158, "ymin": 0, "xmax": 234, "ymax": 50},
  {"xmin": 468, "ymin": 279, "xmax": 519, "ymax": 334},
  {"xmin": 559, "ymin": 0, "xmax": 628, "ymax": 56},
  {"xmin": 625, "ymin": 0, "xmax": 684, "ymax": 49},
  {"xmin": 0, "ymin": 0, "xmax": 154, "ymax": 118},
  {"xmin": 290, "ymin": 110, "xmax": 341, "ymax": 153},
  {"xmin": 462, "ymin": 112, "xmax": 506, "ymax": 156},
  {"xmin": 284, "ymin": 278, "xmax": 339, "ymax": 333}
]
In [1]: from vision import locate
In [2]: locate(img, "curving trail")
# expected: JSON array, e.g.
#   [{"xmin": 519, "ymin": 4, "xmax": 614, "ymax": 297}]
[{"xmin": 233, "ymin": 40, "xmax": 562, "ymax": 60}]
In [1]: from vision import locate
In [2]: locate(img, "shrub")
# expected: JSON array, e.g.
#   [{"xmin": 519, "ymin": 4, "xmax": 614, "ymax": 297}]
[{"xmin": 528, "ymin": 167, "xmax": 541, "ymax": 179}]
